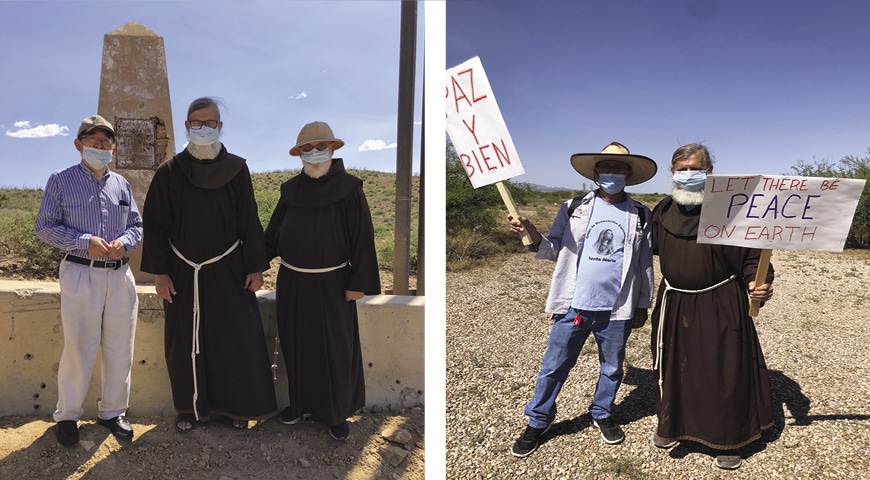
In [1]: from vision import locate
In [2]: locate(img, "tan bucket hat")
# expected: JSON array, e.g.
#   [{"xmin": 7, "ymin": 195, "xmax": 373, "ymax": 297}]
[
  {"xmin": 77, "ymin": 115, "xmax": 115, "ymax": 139},
  {"xmin": 289, "ymin": 121, "xmax": 345, "ymax": 156},
  {"xmin": 570, "ymin": 142, "xmax": 657, "ymax": 186}
]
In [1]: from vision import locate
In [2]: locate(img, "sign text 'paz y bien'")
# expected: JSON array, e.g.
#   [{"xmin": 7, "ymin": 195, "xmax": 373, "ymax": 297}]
[{"xmin": 446, "ymin": 56, "xmax": 524, "ymax": 189}]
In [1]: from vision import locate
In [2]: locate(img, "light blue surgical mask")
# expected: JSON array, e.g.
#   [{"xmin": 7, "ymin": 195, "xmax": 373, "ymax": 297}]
[
  {"xmin": 301, "ymin": 148, "xmax": 332, "ymax": 164},
  {"xmin": 597, "ymin": 174, "xmax": 626, "ymax": 194},
  {"xmin": 187, "ymin": 125, "xmax": 221, "ymax": 146},
  {"xmin": 81, "ymin": 146, "xmax": 113, "ymax": 170},
  {"xmin": 673, "ymin": 170, "xmax": 707, "ymax": 192}
]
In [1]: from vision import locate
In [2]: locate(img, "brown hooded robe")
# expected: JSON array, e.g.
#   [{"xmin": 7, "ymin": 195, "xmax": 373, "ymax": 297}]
[
  {"xmin": 651, "ymin": 196, "xmax": 774, "ymax": 449},
  {"xmin": 264, "ymin": 159, "xmax": 381, "ymax": 426},
  {"xmin": 141, "ymin": 146, "xmax": 277, "ymax": 421}
]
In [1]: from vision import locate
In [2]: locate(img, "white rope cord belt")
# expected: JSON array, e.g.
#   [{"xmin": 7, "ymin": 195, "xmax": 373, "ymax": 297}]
[
  {"xmin": 279, "ymin": 259, "xmax": 348, "ymax": 273},
  {"xmin": 170, "ymin": 239, "xmax": 241, "ymax": 421},
  {"xmin": 654, "ymin": 274, "xmax": 737, "ymax": 398}
]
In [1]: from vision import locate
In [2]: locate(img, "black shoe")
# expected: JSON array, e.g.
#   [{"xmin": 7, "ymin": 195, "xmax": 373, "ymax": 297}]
[
  {"xmin": 97, "ymin": 415, "xmax": 134, "ymax": 439},
  {"xmin": 511, "ymin": 423, "xmax": 551, "ymax": 458},
  {"xmin": 328, "ymin": 421, "xmax": 350, "ymax": 440},
  {"xmin": 592, "ymin": 417, "xmax": 625, "ymax": 444},
  {"xmin": 56, "ymin": 420, "xmax": 79, "ymax": 447}
]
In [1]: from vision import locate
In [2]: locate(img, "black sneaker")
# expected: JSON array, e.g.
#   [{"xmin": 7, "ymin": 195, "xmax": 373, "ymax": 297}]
[
  {"xmin": 592, "ymin": 417, "xmax": 625, "ymax": 444},
  {"xmin": 328, "ymin": 421, "xmax": 350, "ymax": 440},
  {"xmin": 56, "ymin": 420, "xmax": 79, "ymax": 447},
  {"xmin": 511, "ymin": 423, "xmax": 551, "ymax": 458}
]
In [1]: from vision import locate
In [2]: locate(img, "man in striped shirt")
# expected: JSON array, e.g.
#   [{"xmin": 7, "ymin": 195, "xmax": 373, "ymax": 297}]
[{"xmin": 35, "ymin": 115, "xmax": 143, "ymax": 448}]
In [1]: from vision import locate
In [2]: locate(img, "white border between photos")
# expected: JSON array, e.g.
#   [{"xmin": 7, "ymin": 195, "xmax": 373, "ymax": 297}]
[{"xmin": 423, "ymin": 0, "xmax": 446, "ymax": 478}]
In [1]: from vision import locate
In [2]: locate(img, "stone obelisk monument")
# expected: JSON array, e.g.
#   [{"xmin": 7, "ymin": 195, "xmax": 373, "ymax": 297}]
[{"xmin": 97, "ymin": 22, "xmax": 174, "ymax": 283}]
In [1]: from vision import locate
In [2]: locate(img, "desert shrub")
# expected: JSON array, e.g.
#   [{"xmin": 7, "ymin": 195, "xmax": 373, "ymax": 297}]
[
  {"xmin": 446, "ymin": 144, "xmax": 503, "ymax": 235},
  {"xmin": 255, "ymin": 189, "xmax": 282, "ymax": 228},
  {"xmin": 790, "ymin": 150, "xmax": 870, "ymax": 248},
  {"xmin": 1, "ymin": 168, "xmax": 419, "ymax": 281},
  {"xmin": 0, "ymin": 211, "xmax": 63, "ymax": 278},
  {"xmin": 447, "ymin": 141, "xmax": 558, "ymax": 269},
  {"xmin": 446, "ymin": 228, "xmax": 500, "ymax": 271},
  {"xmin": 375, "ymin": 230, "xmax": 418, "ymax": 272}
]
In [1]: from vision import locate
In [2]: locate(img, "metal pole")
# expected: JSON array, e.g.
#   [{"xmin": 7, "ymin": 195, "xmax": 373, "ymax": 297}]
[
  {"xmin": 417, "ymin": 71, "xmax": 425, "ymax": 296},
  {"xmin": 392, "ymin": 0, "xmax": 417, "ymax": 295}
]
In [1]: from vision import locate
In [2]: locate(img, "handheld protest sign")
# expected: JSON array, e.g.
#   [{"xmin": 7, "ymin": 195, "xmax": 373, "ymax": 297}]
[
  {"xmin": 495, "ymin": 181, "xmax": 526, "ymax": 239},
  {"xmin": 698, "ymin": 174, "xmax": 866, "ymax": 316},
  {"xmin": 446, "ymin": 56, "xmax": 531, "ymax": 245},
  {"xmin": 748, "ymin": 249, "xmax": 772, "ymax": 317}
]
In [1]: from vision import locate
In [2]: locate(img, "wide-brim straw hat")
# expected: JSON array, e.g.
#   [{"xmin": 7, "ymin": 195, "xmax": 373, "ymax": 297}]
[
  {"xmin": 289, "ymin": 121, "xmax": 345, "ymax": 156},
  {"xmin": 570, "ymin": 142, "xmax": 657, "ymax": 186}
]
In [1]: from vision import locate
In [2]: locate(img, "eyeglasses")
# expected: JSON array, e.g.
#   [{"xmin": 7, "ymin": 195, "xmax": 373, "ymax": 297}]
[
  {"xmin": 188, "ymin": 120, "xmax": 219, "ymax": 130},
  {"xmin": 299, "ymin": 142, "xmax": 331, "ymax": 153},
  {"xmin": 595, "ymin": 161, "xmax": 632, "ymax": 173},
  {"xmin": 79, "ymin": 136, "xmax": 115, "ymax": 148}
]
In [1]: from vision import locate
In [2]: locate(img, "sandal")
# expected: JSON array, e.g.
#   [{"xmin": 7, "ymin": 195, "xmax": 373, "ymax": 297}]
[
  {"xmin": 233, "ymin": 419, "xmax": 249, "ymax": 429},
  {"xmin": 174, "ymin": 414, "xmax": 196, "ymax": 434}
]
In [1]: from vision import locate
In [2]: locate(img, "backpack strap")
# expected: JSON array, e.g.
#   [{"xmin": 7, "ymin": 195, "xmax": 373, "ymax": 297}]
[{"xmin": 567, "ymin": 196, "xmax": 583, "ymax": 217}]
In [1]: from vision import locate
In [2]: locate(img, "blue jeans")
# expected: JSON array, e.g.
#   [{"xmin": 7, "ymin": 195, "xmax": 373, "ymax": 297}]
[{"xmin": 525, "ymin": 308, "xmax": 632, "ymax": 428}]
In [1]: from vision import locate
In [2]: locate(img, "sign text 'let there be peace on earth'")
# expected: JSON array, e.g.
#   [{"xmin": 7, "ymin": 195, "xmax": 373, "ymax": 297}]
[{"xmin": 698, "ymin": 174, "xmax": 865, "ymax": 252}]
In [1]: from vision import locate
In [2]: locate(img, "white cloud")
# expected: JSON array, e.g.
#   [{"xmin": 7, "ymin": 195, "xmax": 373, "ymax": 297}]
[
  {"xmin": 5, "ymin": 121, "xmax": 70, "ymax": 138},
  {"xmin": 288, "ymin": 91, "xmax": 308, "ymax": 100},
  {"xmin": 358, "ymin": 139, "xmax": 397, "ymax": 152}
]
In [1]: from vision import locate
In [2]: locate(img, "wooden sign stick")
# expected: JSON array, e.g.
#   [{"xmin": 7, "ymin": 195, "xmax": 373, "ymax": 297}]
[
  {"xmin": 749, "ymin": 248, "xmax": 772, "ymax": 317},
  {"xmin": 495, "ymin": 181, "xmax": 532, "ymax": 246}
]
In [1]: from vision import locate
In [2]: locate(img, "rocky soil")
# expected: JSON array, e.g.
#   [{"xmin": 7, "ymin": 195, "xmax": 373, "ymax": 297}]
[
  {"xmin": 0, "ymin": 409, "xmax": 424, "ymax": 480},
  {"xmin": 446, "ymin": 249, "xmax": 870, "ymax": 479}
]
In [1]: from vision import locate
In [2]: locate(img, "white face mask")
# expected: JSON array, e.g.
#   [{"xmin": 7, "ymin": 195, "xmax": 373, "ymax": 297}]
[
  {"xmin": 81, "ymin": 146, "xmax": 113, "ymax": 170},
  {"xmin": 597, "ymin": 173, "xmax": 626, "ymax": 194},
  {"xmin": 187, "ymin": 125, "xmax": 221, "ymax": 146},
  {"xmin": 301, "ymin": 148, "xmax": 332, "ymax": 164},
  {"xmin": 672, "ymin": 170, "xmax": 708, "ymax": 192}
]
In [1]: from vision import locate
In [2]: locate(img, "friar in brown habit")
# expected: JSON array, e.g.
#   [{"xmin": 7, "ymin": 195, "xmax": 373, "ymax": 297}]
[
  {"xmin": 264, "ymin": 121, "xmax": 380, "ymax": 441},
  {"xmin": 141, "ymin": 97, "xmax": 277, "ymax": 433},
  {"xmin": 650, "ymin": 143, "xmax": 775, "ymax": 470}
]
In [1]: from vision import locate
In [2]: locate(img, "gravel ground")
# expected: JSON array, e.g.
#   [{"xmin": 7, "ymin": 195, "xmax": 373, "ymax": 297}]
[{"xmin": 446, "ymin": 249, "xmax": 870, "ymax": 479}]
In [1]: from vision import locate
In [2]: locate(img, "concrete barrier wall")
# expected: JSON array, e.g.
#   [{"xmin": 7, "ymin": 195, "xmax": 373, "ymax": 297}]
[{"xmin": 0, "ymin": 280, "xmax": 424, "ymax": 418}]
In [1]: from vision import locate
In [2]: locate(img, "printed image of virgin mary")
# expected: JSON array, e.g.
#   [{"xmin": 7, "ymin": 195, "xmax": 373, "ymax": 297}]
[{"xmin": 594, "ymin": 229, "xmax": 615, "ymax": 255}]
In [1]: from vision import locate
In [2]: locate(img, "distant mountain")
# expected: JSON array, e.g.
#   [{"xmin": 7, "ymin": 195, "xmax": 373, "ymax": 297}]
[{"xmin": 515, "ymin": 182, "xmax": 582, "ymax": 193}]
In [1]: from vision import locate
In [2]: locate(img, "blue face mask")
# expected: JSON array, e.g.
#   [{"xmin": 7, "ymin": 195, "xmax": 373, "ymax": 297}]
[
  {"xmin": 597, "ymin": 174, "xmax": 626, "ymax": 194},
  {"xmin": 81, "ymin": 146, "xmax": 113, "ymax": 170},
  {"xmin": 301, "ymin": 149, "xmax": 332, "ymax": 164},
  {"xmin": 673, "ymin": 170, "xmax": 707, "ymax": 192},
  {"xmin": 187, "ymin": 125, "xmax": 221, "ymax": 146}
]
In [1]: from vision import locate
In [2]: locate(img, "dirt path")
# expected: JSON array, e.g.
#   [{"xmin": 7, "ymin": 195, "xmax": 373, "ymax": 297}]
[{"xmin": 0, "ymin": 409, "xmax": 424, "ymax": 479}]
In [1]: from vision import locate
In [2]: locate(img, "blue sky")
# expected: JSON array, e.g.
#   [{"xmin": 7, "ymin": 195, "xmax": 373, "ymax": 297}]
[
  {"xmin": 0, "ymin": 0, "xmax": 425, "ymax": 188},
  {"xmin": 446, "ymin": 0, "xmax": 870, "ymax": 195}
]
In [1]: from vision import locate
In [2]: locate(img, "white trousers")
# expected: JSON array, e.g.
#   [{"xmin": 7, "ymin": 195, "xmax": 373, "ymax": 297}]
[{"xmin": 54, "ymin": 261, "xmax": 138, "ymax": 422}]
